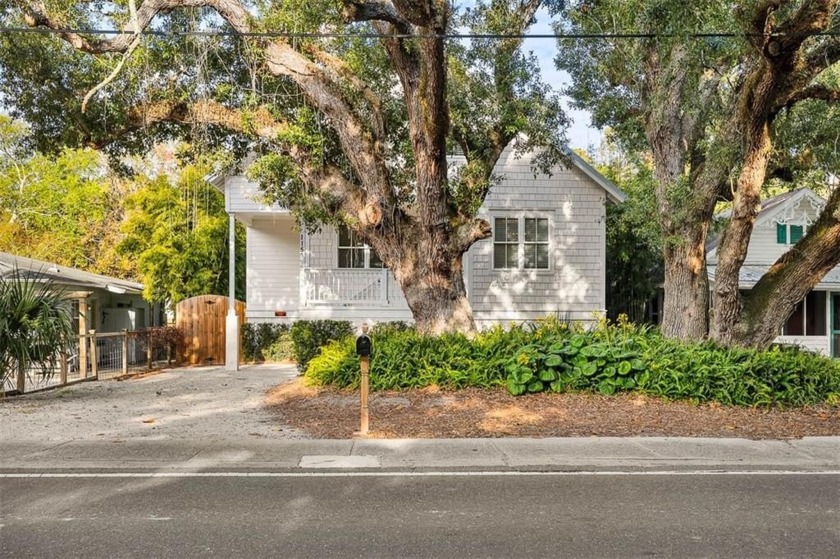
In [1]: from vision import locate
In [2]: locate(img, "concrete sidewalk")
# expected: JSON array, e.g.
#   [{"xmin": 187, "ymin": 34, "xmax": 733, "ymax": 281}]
[
  {"xmin": 2, "ymin": 364, "xmax": 838, "ymax": 474},
  {"xmin": 3, "ymin": 436, "xmax": 838, "ymax": 474}
]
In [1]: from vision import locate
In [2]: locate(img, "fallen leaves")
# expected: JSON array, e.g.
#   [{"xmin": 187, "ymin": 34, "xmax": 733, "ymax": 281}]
[{"xmin": 264, "ymin": 378, "xmax": 840, "ymax": 440}]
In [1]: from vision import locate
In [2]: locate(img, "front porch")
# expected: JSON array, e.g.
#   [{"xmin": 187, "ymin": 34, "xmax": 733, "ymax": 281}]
[{"xmin": 302, "ymin": 268, "xmax": 393, "ymax": 307}]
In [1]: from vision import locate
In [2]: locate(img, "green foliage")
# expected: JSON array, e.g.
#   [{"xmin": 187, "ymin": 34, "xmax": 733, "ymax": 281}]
[
  {"xmin": 241, "ymin": 323, "xmax": 293, "ymax": 362},
  {"xmin": 118, "ymin": 165, "xmax": 245, "ymax": 303},
  {"xmin": 597, "ymin": 146, "xmax": 663, "ymax": 322},
  {"xmin": 306, "ymin": 323, "xmax": 531, "ymax": 390},
  {"xmin": 290, "ymin": 320, "xmax": 354, "ymax": 371},
  {"xmin": 304, "ymin": 316, "xmax": 840, "ymax": 407},
  {"xmin": 0, "ymin": 116, "xmax": 126, "ymax": 274},
  {"xmin": 0, "ymin": 271, "xmax": 76, "ymax": 388}
]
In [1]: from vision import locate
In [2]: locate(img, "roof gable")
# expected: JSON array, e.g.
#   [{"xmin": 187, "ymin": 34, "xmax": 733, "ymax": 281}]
[{"xmin": 707, "ymin": 188, "xmax": 826, "ymax": 256}]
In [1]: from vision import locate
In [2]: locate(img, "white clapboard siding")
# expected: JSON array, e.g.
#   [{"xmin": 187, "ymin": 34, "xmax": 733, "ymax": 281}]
[
  {"xmin": 775, "ymin": 336, "xmax": 830, "ymax": 356},
  {"xmin": 245, "ymin": 216, "xmax": 300, "ymax": 319},
  {"xmin": 226, "ymin": 176, "xmax": 287, "ymax": 215}
]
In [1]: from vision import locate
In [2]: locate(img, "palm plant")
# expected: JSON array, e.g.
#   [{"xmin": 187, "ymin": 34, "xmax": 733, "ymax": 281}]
[{"xmin": 0, "ymin": 270, "xmax": 76, "ymax": 393}]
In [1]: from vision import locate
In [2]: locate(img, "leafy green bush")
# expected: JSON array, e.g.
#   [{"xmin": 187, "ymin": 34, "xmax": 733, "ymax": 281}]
[
  {"xmin": 305, "ymin": 324, "xmax": 531, "ymax": 390},
  {"xmin": 304, "ymin": 316, "xmax": 840, "ymax": 407},
  {"xmin": 241, "ymin": 323, "xmax": 291, "ymax": 362},
  {"xmin": 504, "ymin": 318, "xmax": 840, "ymax": 406},
  {"xmin": 290, "ymin": 320, "xmax": 354, "ymax": 371}
]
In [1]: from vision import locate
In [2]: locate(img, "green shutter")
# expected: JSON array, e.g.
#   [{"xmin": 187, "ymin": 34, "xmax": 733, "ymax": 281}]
[
  {"xmin": 776, "ymin": 223, "xmax": 787, "ymax": 244},
  {"xmin": 790, "ymin": 225, "xmax": 804, "ymax": 244}
]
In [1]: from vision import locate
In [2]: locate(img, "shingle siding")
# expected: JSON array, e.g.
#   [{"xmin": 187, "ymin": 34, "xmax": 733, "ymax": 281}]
[{"xmin": 467, "ymin": 148, "xmax": 607, "ymax": 326}]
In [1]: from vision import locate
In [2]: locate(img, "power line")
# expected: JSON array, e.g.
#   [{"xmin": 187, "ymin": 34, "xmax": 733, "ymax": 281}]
[{"xmin": 2, "ymin": 25, "xmax": 840, "ymax": 40}]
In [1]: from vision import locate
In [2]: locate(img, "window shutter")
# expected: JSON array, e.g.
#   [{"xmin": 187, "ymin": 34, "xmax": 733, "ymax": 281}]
[
  {"xmin": 790, "ymin": 225, "xmax": 804, "ymax": 244},
  {"xmin": 776, "ymin": 223, "xmax": 787, "ymax": 244}
]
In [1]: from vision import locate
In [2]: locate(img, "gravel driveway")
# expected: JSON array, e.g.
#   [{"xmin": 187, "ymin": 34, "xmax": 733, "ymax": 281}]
[{"xmin": 0, "ymin": 364, "xmax": 304, "ymax": 442}]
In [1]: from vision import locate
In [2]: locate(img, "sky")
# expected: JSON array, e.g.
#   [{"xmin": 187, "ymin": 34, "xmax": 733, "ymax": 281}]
[{"xmin": 525, "ymin": 10, "xmax": 602, "ymax": 151}]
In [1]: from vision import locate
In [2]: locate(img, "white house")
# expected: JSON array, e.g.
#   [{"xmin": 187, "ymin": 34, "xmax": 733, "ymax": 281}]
[
  {"xmin": 707, "ymin": 188, "xmax": 840, "ymax": 356},
  {"xmin": 214, "ymin": 145, "xmax": 627, "ymax": 336}
]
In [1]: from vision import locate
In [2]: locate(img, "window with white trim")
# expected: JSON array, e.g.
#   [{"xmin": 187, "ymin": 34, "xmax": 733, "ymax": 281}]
[
  {"xmin": 493, "ymin": 216, "xmax": 550, "ymax": 270},
  {"xmin": 337, "ymin": 226, "xmax": 383, "ymax": 268}
]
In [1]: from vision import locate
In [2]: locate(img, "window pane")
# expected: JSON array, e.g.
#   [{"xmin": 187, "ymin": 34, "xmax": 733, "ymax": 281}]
[
  {"xmin": 506, "ymin": 219, "xmax": 519, "ymax": 242},
  {"xmin": 338, "ymin": 248, "xmax": 364, "ymax": 268},
  {"xmin": 494, "ymin": 219, "xmax": 508, "ymax": 241},
  {"xmin": 537, "ymin": 218, "xmax": 548, "ymax": 242},
  {"xmin": 524, "ymin": 244, "xmax": 536, "ymax": 268},
  {"xmin": 524, "ymin": 218, "xmax": 549, "ymax": 242},
  {"xmin": 806, "ymin": 291, "xmax": 826, "ymax": 336},
  {"xmin": 506, "ymin": 245, "xmax": 518, "ymax": 268},
  {"xmin": 369, "ymin": 249, "xmax": 384, "ymax": 269},
  {"xmin": 524, "ymin": 218, "xmax": 536, "ymax": 242},
  {"xmin": 494, "ymin": 244, "xmax": 508, "ymax": 269},
  {"xmin": 536, "ymin": 244, "xmax": 549, "ymax": 268},
  {"xmin": 783, "ymin": 300, "xmax": 805, "ymax": 336}
]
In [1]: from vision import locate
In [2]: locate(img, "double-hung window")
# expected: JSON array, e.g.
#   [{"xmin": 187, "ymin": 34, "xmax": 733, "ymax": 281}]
[
  {"xmin": 493, "ymin": 216, "xmax": 550, "ymax": 270},
  {"xmin": 337, "ymin": 226, "xmax": 383, "ymax": 268}
]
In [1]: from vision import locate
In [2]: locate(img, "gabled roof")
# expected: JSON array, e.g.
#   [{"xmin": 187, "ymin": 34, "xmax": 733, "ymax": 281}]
[
  {"xmin": 568, "ymin": 151, "xmax": 628, "ymax": 204},
  {"xmin": 210, "ymin": 147, "xmax": 628, "ymax": 206},
  {"xmin": 0, "ymin": 252, "xmax": 143, "ymax": 295},
  {"xmin": 707, "ymin": 188, "xmax": 826, "ymax": 255}
]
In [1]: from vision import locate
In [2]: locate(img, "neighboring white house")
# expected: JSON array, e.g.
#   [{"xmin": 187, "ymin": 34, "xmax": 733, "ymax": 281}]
[
  {"xmin": 707, "ymin": 188, "xmax": 840, "ymax": 356},
  {"xmin": 213, "ymin": 145, "xmax": 627, "ymax": 331},
  {"xmin": 0, "ymin": 251, "xmax": 158, "ymax": 335}
]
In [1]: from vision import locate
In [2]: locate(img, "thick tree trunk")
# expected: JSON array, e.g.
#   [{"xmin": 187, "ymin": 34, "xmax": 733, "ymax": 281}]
[
  {"xmin": 724, "ymin": 188, "xmax": 840, "ymax": 349},
  {"xmin": 710, "ymin": 122, "xmax": 772, "ymax": 345},
  {"xmin": 394, "ymin": 253, "xmax": 475, "ymax": 335},
  {"xmin": 661, "ymin": 226, "xmax": 710, "ymax": 341}
]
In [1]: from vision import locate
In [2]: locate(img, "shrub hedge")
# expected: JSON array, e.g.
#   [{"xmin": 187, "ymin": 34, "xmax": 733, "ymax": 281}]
[
  {"xmin": 241, "ymin": 323, "xmax": 292, "ymax": 362},
  {"xmin": 290, "ymin": 319, "xmax": 354, "ymax": 371},
  {"xmin": 241, "ymin": 320, "xmax": 353, "ymax": 365},
  {"xmin": 303, "ymin": 317, "xmax": 840, "ymax": 407}
]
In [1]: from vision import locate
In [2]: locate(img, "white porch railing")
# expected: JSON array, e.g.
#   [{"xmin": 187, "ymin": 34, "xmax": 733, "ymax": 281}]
[{"xmin": 302, "ymin": 268, "xmax": 390, "ymax": 306}]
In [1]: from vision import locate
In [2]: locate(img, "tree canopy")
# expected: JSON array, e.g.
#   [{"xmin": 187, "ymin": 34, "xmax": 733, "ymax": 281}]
[
  {"xmin": 2, "ymin": 0, "xmax": 571, "ymax": 333},
  {"xmin": 0, "ymin": 115, "xmax": 245, "ymax": 305},
  {"xmin": 118, "ymin": 164, "xmax": 246, "ymax": 303},
  {"xmin": 560, "ymin": 0, "xmax": 840, "ymax": 347}
]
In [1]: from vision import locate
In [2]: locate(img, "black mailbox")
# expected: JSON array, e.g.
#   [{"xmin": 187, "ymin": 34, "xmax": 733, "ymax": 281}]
[{"xmin": 356, "ymin": 334, "xmax": 372, "ymax": 357}]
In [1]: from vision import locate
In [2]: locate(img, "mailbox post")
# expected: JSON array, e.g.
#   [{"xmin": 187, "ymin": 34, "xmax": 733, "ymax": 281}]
[{"xmin": 356, "ymin": 324, "xmax": 372, "ymax": 436}]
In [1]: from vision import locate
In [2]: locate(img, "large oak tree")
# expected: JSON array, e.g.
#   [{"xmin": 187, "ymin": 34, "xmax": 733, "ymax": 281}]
[
  {"xmin": 559, "ymin": 0, "xmax": 840, "ymax": 348},
  {"xmin": 3, "ymin": 0, "xmax": 568, "ymax": 334}
]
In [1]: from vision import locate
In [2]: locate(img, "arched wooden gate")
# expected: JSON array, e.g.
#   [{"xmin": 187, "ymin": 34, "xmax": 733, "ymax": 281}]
[{"xmin": 175, "ymin": 295, "xmax": 246, "ymax": 365}]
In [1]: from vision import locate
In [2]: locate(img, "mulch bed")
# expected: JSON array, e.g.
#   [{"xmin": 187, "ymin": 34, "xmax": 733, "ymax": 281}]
[{"xmin": 264, "ymin": 379, "xmax": 840, "ymax": 439}]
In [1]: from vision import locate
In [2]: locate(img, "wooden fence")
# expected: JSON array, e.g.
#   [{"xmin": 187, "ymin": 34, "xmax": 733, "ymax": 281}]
[{"xmin": 175, "ymin": 295, "xmax": 246, "ymax": 365}]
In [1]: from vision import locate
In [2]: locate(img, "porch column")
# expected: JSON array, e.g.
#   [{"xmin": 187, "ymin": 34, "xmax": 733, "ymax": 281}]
[
  {"xmin": 226, "ymin": 212, "xmax": 240, "ymax": 371},
  {"xmin": 78, "ymin": 296, "xmax": 88, "ymax": 378}
]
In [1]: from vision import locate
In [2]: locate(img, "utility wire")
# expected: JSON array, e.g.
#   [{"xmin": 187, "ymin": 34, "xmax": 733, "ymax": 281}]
[{"xmin": 2, "ymin": 26, "xmax": 840, "ymax": 39}]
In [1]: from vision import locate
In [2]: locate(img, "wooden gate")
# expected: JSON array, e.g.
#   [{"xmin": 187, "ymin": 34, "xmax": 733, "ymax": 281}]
[{"xmin": 175, "ymin": 295, "xmax": 246, "ymax": 365}]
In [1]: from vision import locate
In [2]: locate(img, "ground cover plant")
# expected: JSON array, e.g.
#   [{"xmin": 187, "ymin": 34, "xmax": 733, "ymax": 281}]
[{"xmin": 304, "ymin": 317, "xmax": 840, "ymax": 407}]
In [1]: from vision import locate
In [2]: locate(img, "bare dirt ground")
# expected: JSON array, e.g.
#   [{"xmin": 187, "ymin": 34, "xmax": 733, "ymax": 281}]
[{"xmin": 265, "ymin": 379, "xmax": 840, "ymax": 440}]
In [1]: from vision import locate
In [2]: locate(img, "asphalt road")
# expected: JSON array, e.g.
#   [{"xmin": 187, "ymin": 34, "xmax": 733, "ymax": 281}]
[{"xmin": 2, "ymin": 472, "xmax": 838, "ymax": 558}]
